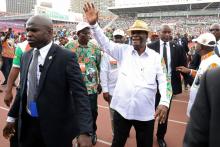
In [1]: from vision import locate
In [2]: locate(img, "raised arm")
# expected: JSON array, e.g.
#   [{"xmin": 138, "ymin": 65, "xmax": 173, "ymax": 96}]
[{"xmin": 83, "ymin": 2, "xmax": 129, "ymax": 61}]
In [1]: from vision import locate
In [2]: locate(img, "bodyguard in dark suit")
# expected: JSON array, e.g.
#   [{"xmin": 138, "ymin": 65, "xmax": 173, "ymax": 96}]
[
  {"xmin": 148, "ymin": 25, "xmax": 187, "ymax": 147},
  {"xmin": 183, "ymin": 67, "xmax": 220, "ymax": 147},
  {"xmin": 176, "ymin": 32, "xmax": 189, "ymax": 54},
  {"xmin": 3, "ymin": 15, "xmax": 93, "ymax": 147}
]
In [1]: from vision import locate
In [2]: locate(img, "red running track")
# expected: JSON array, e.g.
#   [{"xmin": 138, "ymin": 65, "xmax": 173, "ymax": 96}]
[{"xmin": 0, "ymin": 76, "xmax": 189, "ymax": 147}]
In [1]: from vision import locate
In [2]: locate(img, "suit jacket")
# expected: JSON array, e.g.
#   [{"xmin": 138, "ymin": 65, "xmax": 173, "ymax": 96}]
[
  {"xmin": 183, "ymin": 67, "xmax": 220, "ymax": 147},
  {"xmin": 181, "ymin": 37, "xmax": 189, "ymax": 53},
  {"xmin": 8, "ymin": 43, "xmax": 93, "ymax": 147},
  {"xmin": 148, "ymin": 40, "xmax": 187, "ymax": 95},
  {"xmin": 186, "ymin": 51, "xmax": 201, "ymax": 86}
]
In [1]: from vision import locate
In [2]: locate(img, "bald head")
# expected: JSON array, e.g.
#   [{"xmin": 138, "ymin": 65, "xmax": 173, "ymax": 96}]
[
  {"xmin": 210, "ymin": 23, "xmax": 220, "ymax": 41},
  {"xmin": 26, "ymin": 15, "xmax": 53, "ymax": 49},
  {"xmin": 159, "ymin": 24, "xmax": 172, "ymax": 42},
  {"xmin": 160, "ymin": 25, "xmax": 171, "ymax": 32},
  {"xmin": 26, "ymin": 15, "xmax": 53, "ymax": 30}
]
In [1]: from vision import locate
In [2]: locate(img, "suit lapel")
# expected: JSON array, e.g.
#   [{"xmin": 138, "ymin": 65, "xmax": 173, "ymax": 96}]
[
  {"xmin": 37, "ymin": 44, "xmax": 57, "ymax": 97},
  {"xmin": 21, "ymin": 49, "xmax": 33, "ymax": 93}
]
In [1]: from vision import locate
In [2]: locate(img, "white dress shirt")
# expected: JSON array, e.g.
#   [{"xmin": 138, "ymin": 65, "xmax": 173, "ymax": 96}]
[
  {"xmin": 217, "ymin": 40, "xmax": 220, "ymax": 54},
  {"xmin": 100, "ymin": 53, "xmax": 119, "ymax": 96},
  {"xmin": 91, "ymin": 23, "xmax": 171, "ymax": 121},
  {"xmin": 7, "ymin": 42, "xmax": 52, "ymax": 122},
  {"xmin": 159, "ymin": 40, "xmax": 172, "ymax": 76},
  {"xmin": 187, "ymin": 53, "xmax": 220, "ymax": 117}
]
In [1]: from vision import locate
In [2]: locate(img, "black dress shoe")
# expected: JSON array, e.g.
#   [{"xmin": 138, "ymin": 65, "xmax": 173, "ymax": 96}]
[
  {"xmin": 157, "ymin": 139, "xmax": 167, "ymax": 147},
  {"xmin": 92, "ymin": 133, "xmax": 97, "ymax": 145}
]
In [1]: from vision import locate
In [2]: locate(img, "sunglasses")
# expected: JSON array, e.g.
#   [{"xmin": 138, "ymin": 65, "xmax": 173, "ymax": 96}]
[{"xmin": 209, "ymin": 29, "xmax": 220, "ymax": 32}]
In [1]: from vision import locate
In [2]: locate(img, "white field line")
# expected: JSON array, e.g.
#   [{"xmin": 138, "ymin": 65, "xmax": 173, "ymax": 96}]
[
  {"xmin": 0, "ymin": 106, "xmax": 9, "ymax": 111},
  {"xmin": 97, "ymin": 105, "xmax": 187, "ymax": 125},
  {"xmin": 97, "ymin": 139, "xmax": 111, "ymax": 146},
  {"xmin": 172, "ymin": 99, "xmax": 188, "ymax": 104}
]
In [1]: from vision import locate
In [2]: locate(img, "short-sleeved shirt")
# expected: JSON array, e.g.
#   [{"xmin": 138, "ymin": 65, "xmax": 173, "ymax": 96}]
[
  {"xmin": 2, "ymin": 38, "xmax": 15, "ymax": 58},
  {"xmin": 65, "ymin": 40, "xmax": 101, "ymax": 94},
  {"xmin": 13, "ymin": 41, "xmax": 31, "ymax": 68}
]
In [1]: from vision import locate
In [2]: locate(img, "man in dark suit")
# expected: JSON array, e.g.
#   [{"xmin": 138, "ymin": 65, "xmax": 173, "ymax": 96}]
[
  {"xmin": 210, "ymin": 23, "xmax": 220, "ymax": 57},
  {"xmin": 183, "ymin": 67, "xmax": 220, "ymax": 147},
  {"xmin": 148, "ymin": 24, "xmax": 187, "ymax": 147},
  {"xmin": 176, "ymin": 32, "xmax": 189, "ymax": 54},
  {"xmin": 3, "ymin": 15, "xmax": 93, "ymax": 147}
]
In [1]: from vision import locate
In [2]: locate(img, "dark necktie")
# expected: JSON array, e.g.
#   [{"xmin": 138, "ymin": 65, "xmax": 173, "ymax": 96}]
[
  {"xmin": 215, "ymin": 45, "xmax": 220, "ymax": 57},
  {"xmin": 27, "ymin": 49, "xmax": 40, "ymax": 117},
  {"xmin": 163, "ymin": 42, "xmax": 168, "ymax": 72}
]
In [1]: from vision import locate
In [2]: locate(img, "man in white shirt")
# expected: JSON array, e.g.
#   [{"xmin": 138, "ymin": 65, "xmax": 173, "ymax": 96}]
[
  {"xmin": 210, "ymin": 23, "xmax": 220, "ymax": 57},
  {"xmin": 100, "ymin": 29, "xmax": 125, "ymax": 134},
  {"xmin": 176, "ymin": 33, "xmax": 220, "ymax": 117},
  {"xmin": 84, "ymin": 3, "xmax": 172, "ymax": 147}
]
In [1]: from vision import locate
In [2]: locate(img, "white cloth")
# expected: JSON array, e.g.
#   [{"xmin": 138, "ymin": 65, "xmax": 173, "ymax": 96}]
[
  {"xmin": 100, "ymin": 53, "xmax": 119, "ymax": 96},
  {"xmin": 160, "ymin": 40, "xmax": 172, "ymax": 76},
  {"xmin": 187, "ymin": 54, "xmax": 220, "ymax": 117},
  {"xmin": 91, "ymin": 23, "xmax": 170, "ymax": 121},
  {"xmin": 7, "ymin": 42, "xmax": 52, "ymax": 123},
  {"xmin": 217, "ymin": 40, "xmax": 220, "ymax": 53}
]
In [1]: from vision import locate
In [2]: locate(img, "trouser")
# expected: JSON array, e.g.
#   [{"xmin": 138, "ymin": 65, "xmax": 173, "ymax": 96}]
[
  {"xmin": 1, "ymin": 57, "xmax": 13, "ymax": 83},
  {"xmin": 108, "ymin": 95, "xmax": 115, "ymax": 134},
  {"xmin": 155, "ymin": 91, "xmax": 173, "ymax": 140},
  {"xmin": 183, "ymin": 75, "xmax": 189, "ymax": 88},
  {"xmin": 88, "ymin": 93, "xmax": 98, "ymax": 134},
  {"xmin": 112, "ymin": 111, "xmax": 154, "ymax": 147},
  {"xmin": 19, "ymin": 115, "xmax": 46, "ymax": 147}
]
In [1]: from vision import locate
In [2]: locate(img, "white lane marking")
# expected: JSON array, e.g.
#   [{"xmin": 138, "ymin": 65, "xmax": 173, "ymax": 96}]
[
  {"xmin": 98, "ymin": 105, "xmax": 187, "ymax": 125},
  {"xmin": 172, "ymin": 99, "xmax": 188, "ymax": 104},
  {"xmin": 0, "ymin": 106, "xmax": 9, "ymax": 111},
  {"xmin": 97, "ymin": 139, "xmax": 111, "ymax": 146},
  {"xmin": 0, "ymin": 105, "xmax": 187, "ymax": 126},
  {"xmin": 98, "ymin": 105, "xmax": 109, "ymax": 109},
  {"xmin": 168, "ymin": 119, "xmax": 187, "ymax": 125}
]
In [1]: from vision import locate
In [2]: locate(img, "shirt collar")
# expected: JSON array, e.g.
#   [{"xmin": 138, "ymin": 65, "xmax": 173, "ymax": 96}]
[
  {"xmin": 201, "ymin": 51, "xmax": 215, "ymax": 61},
  {"xmin": 132, "ymin": 46, "xmax": 149, "ymax": 56},
  {"xmin": 217, "ymin": 40, "xmax": 220, "ymax": 45},
  {"xmin": 160, "ymin": 39, "xmax": 170, "ymax": 47},
  {"xmin": 34, "ymin": 41, "xmax": 53, "ymax": 58}
]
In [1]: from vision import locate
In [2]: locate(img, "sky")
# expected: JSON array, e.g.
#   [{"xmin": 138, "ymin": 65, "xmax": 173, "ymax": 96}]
[{"xmin": 0, "ymin": 0, "xmax": 70, "ymax": 12}]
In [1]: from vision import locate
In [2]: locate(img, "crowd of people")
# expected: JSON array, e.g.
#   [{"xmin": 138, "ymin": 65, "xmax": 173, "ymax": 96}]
[
  {"xmin": 1, "ymin": 2, "xmax": 220, "ymax": 147},
  {"xmin": 98, "ymin": 15, "xmax": 220, "ymax": 36}
]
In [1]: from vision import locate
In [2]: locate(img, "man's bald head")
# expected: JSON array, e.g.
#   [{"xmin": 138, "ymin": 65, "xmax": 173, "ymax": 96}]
[
  {"xmin": 160, "ymin": 24, "xmax": 172, "ymax": 32},
  {"xmin": 210, "ymin": 23, "xmax": 220, "ymax": 41},
  {"xmin": 159, "ymin": 24, "xmax": 172, "ymax": 42}
]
